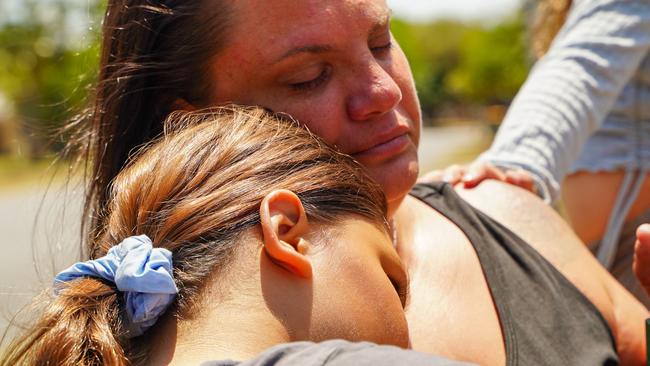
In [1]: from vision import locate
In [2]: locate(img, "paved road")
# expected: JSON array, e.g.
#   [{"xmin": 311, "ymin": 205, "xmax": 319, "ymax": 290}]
[
  {"xmin": 0, "ymin": 180, "xmax": 83, "ymax": 341},
  {"xmin": 0, "ymin": 125, "xmax": 491, "ymax": 339}
]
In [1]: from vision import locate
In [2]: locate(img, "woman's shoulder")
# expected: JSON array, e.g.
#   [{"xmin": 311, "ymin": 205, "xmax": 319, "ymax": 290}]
[
  {"xmin": 454, "ymin": 180, "xmax": 598, "ymax": 272},
  {"xmin": 407, "ymin": 180, "xmax": 590, "ymax": 270},
  {"xmin": 456, "ymin": 180, "xmax": 647, "ymax": 363},
  {"xmin": 201, "ymin": 340, "xmax": 474, "ymax": 366},
  {"xmin": 406, "ymin": 181, "xmax": 646, "ymax": 362},
  {"xmin": 407, "ymin": 181, "xmax": 615, "ymax": 324}
]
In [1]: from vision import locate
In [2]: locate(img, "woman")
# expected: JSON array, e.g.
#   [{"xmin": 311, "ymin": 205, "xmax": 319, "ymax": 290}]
[
  {"xmin": 70, "ymin": 0, "xmax": 646, "ymax": 364},
  {"xmin": 2, "ymin": 107, "xmax": 470, "ymax": 365},
  {"xmin": 432, "ymin": 0, "xmax": 650, "ymax": 305}
]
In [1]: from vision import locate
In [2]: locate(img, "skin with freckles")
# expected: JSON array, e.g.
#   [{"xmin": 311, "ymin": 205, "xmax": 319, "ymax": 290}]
[{"xmin": 210, "ymin": 0, "xmax": 421, "ymax": 214}]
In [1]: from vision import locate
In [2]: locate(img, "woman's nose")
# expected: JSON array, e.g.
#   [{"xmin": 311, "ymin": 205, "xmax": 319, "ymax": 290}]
[{"xmin": 347, "ymin": 61, "xmax": 403, "ymax": 122}]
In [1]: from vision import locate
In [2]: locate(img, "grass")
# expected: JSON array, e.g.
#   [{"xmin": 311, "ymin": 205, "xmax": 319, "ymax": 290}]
[{"xmin": 0, "ymin": 155, "xmax": 68, "ymax": 190}]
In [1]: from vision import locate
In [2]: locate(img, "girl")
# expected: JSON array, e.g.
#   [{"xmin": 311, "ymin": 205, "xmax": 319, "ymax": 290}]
[{"xmin": 2, "ymin": 107, "xmax": 469, "ymax": 365}]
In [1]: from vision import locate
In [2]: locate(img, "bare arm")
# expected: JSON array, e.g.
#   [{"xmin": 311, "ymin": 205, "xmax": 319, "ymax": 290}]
[{"xmin": 456, "ymin": 180, "xmax": 647, "ymax": 365}]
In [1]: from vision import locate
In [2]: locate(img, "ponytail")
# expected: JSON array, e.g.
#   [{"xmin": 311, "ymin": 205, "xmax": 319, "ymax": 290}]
[
  {"xmin": 2, "ymin": 278, "xmax": 129, "ymax": 366},
  {"xmin": 3, "ymin": 234, "xmax": 176, "ymax": 365}
]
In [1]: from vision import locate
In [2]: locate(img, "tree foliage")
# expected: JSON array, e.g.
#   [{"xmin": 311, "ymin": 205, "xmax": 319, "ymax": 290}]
[
  {"xmin": 0, "ymin": 0, "xmax": 100, "ymax": 155},
  {"xmin": 391, "ymin": 14, "xmax": 530, "ymax": 120}
]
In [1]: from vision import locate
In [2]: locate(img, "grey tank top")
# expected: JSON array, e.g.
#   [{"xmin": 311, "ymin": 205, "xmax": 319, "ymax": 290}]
[{"xmin": 410, "ymin": 183, "xmax": 619, "ymax": 366}]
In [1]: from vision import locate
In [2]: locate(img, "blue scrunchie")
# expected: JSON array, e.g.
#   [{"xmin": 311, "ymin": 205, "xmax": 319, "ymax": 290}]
[{"xmin": 54, "ymin": 235, "xmax": 178, "ymax": 337}]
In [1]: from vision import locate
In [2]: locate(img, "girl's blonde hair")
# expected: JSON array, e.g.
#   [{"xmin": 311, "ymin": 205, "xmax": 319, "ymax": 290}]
[
  {"xmin": 2, "ymin": 106, "xmax": 388, "ymax": 366},
  {"xmin": 532, "ymin": 0, "xmax": 573, "ymax": 58}
]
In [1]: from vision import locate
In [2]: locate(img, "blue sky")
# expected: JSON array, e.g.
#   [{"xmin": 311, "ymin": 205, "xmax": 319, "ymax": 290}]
[{"xmin": 388, "ymin": 0, "xmax": 525, "ymax": 22}]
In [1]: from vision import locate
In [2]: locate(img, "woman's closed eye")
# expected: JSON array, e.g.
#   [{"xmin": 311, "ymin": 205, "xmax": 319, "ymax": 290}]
[
  {"xmin": 370, "ymin": 40, "xmax": 392, "ymax": 56},
  {"xmin": 368, "ymin": 23, "xmax": 394, "ymax": 57},
  {"xmin": 289, "ymin": 66, "xmax": 332, "ymax": 92}
]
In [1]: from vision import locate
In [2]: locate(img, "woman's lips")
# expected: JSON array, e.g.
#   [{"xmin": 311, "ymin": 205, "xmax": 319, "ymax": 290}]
[{"xmin": 351, "ymin": 133, "xmax": 410, "ymax": 163}]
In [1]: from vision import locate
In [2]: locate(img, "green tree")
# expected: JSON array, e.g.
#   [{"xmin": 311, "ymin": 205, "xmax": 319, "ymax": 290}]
[
  {"xmin": 391, "ymin": 14, "xmax": 530, "ymax": 122},
  {"xmin": 392, "ymin": 19, "xmax": 468, "ymax": 119},
  {"xmin": 449, "ymin": 15, "xmax": 529, "ymax": 104},
  {"xmin": 0, "ymin": 0, "xmax": 101, "ymax": 156}
]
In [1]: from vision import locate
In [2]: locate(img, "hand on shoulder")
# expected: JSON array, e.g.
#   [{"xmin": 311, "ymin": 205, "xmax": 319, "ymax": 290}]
[{"xmin": 419, "ymin": 161, "xmax": 537, "ymax": 194}]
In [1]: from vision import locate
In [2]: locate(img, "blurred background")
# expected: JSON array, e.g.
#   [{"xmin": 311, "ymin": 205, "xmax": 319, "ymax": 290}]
[{"xmin": 0, "ymin": 0, "xmax": 533, "ymax": 343}]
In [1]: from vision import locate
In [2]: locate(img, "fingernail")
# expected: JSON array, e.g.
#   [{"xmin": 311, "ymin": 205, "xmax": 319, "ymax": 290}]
[{"xmin": 462, "ymin": 174, "xmax": 475, "ymax": 182}]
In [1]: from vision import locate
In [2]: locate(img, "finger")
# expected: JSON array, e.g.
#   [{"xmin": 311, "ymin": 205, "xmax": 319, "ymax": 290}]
[
  {"xmin": 505, "ymin": 170, "xmax": 536, "ymax": 193},
  {"xmin": 443, "ymin": 165, "xmax": 466, "ymax": 185},
  {"xmin": 633, "ymin": 224, "xmax": 650, "ymax": 295},
  {"xmin": 462, "ymin": 163, "xmax": 505, "ymax": 188},
  {"xmin": 418, "ymin": 169, "xmax": 446, "ymax": 184},
  {"xmin": 637, "ymin": 223, "xmax": 650, "ymax": 241}
]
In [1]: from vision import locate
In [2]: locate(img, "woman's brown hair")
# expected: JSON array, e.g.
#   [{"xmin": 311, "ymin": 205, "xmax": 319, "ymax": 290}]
[
  {"xmin": 4, "ymin": 106, "xmax": 388, "ymax": 366},
  {"xmin": 69, "ymin": 0, "xmax": 233, "ymax": 246},
  {"xmin": 532, "ymin": 0, "xmax": 573, "ymax": 58}
]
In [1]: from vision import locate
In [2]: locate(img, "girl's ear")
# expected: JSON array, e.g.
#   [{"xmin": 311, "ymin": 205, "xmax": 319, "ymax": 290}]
[{"xmin": 259, "ymin": 190, "xmax": 313, "ymax": 279}]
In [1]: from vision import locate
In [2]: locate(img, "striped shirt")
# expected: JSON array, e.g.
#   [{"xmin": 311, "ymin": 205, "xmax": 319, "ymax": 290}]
[{"xmin": 479, "ymin": 0, "xmax": 650, "ymax": 203}]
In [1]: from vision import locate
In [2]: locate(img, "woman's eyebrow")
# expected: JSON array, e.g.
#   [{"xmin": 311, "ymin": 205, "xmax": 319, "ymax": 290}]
[
  {"xmin": 273, "ymin": 11, "xmax": 392, "ymax": 65},
  {"xmin": 274, "ymin": 44, "xmax": 334, "ymax": 64},
  {"xmin": 370, "ymin": 11, "xmax": 392, "ymax": 37}
]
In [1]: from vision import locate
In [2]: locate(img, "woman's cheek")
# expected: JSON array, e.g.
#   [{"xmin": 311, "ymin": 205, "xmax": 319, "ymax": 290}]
[{"xmin": 277, "ymin": 92, "xmax": 347, "ymax": 146}]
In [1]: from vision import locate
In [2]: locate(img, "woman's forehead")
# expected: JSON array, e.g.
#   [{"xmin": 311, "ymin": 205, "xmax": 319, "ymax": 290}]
[
  {"xmin": 231, "ymin": 0, "xmax": 389, "ymax": 24},
  {"xmin": 227, "ymin": 0, "xmax": 391, "ymax": 59}
]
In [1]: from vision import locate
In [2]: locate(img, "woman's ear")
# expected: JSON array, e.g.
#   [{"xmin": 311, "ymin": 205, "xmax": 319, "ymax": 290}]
[
  {"xmin": 260, "ymin": 190, "xmax": 312, "ymax": 279},
  {"xmin": 172, "ymin": 98, "xmax": 196, "ymax": 112}
]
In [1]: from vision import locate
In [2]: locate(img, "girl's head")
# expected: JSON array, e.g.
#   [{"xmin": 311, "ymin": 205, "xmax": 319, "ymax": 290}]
[
  {"xmin": 7, "ymin": 107, "xmax": 409, "ymax": 365},
  {"xmin": 84, "ymin": 0, "xmax": 421, "ymax": 234}
]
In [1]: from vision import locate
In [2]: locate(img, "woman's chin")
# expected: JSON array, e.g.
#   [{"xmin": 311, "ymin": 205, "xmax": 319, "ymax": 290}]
[{"xmin": 367, "ymin": 150, "xmax": 419, "ymax": 214}]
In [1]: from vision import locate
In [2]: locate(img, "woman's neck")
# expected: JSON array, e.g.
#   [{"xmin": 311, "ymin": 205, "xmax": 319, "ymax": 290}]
[
  {"xmin": 388, "ymin": 193, "xmax": 409, "ymax": 219},
  {"xmin": 392, "ymin": 195, "xmax": 418, "ymax": 247}
]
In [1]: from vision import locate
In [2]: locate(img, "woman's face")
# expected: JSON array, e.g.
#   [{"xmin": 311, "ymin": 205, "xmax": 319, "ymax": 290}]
[
  {"xmin": 310, "ymin": 218, "xmax": 409, "ymax": 347},
  {"xmin": 210, "ymin": 0, "xmax": 421, "ymax": 209}
]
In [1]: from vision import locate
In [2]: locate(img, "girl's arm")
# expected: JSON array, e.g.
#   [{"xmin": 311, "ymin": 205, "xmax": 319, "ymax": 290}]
[{"xmin": 479, "ymin": 0, "xmax": 650, "ymax": 203}]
